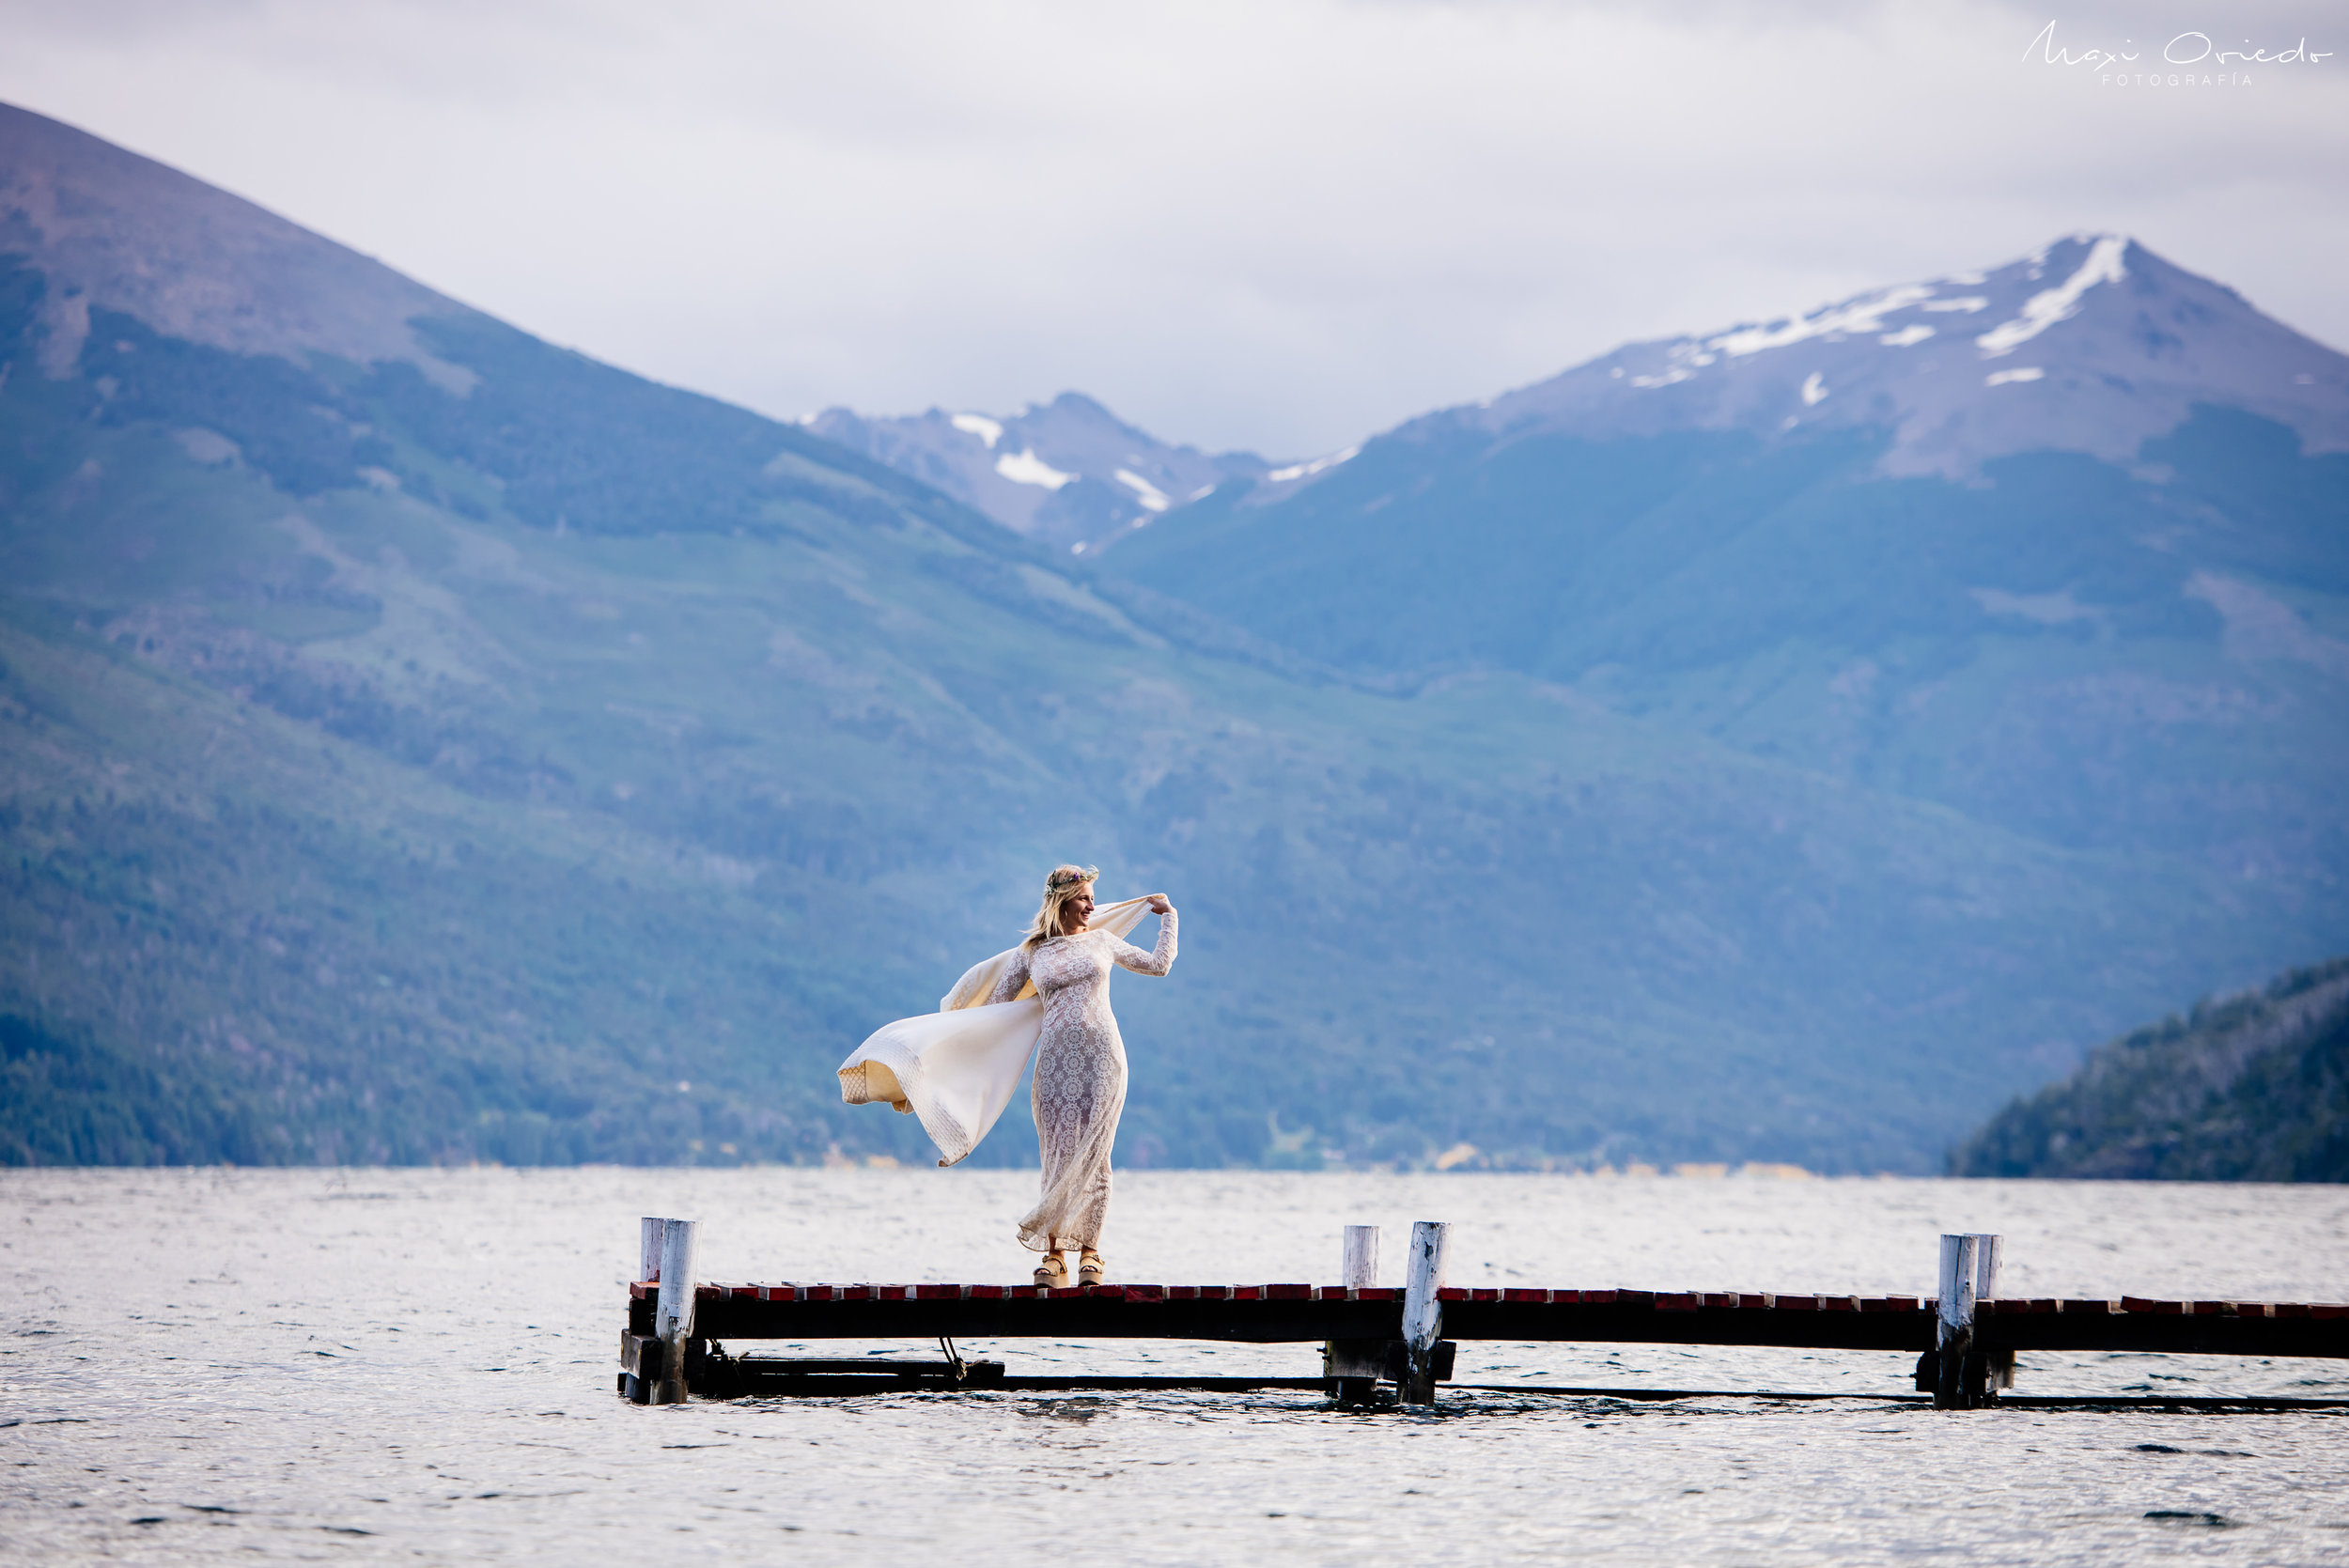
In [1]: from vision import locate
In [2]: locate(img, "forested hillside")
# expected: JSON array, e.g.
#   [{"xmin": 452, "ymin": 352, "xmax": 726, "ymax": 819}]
[{"xmin": 1952, "ymin": 960, "xmax": 2349, "ymax": 1181}]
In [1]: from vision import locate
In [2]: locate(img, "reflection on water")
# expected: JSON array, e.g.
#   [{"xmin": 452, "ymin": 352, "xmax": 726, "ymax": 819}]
[{"xmin": 3, "ymin": 1168, "xmax": 2345, "ymax": 1563}]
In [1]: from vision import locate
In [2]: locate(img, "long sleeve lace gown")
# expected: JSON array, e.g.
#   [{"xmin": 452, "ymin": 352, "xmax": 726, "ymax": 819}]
[{"xmin": 987, "ymin": 910, "xmax": 1177, "ymax": 1252}]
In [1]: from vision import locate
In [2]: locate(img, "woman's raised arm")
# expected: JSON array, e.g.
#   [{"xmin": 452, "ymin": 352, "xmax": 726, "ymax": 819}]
[{"xmin": 1112, "ymin": 904, "xmax": 1177, "ymax": 977}]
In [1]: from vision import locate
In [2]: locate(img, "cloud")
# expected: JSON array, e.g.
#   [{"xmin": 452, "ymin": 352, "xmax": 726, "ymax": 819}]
[{"xmin": 3, "ymin": 0, "xmax": 2343, "ymax": 455}]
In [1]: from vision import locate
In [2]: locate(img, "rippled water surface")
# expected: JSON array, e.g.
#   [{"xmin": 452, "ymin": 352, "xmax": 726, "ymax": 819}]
[{"xmin": 5, "ymin": 1168, "xmax": 2346, "ymax": 1563}]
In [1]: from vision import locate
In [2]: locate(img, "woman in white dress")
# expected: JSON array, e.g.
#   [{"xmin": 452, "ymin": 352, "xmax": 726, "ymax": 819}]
[{"xmin": 987, "ymin": 865, "xmax": 1177, "ymax": 1286}]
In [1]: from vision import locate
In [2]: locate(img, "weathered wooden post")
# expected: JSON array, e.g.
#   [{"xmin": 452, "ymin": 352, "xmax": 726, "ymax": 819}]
[
  {"xmin": 1326, "ymin": 1225, "xmax": 1383, "ymax": 1404},
  {"xmin": 1401, "ymin": 1220, "xmax": 1449, "ymax": 1405},
  {"xmin": 652, "ymin": 1218, "xmax": 700, "ymax": 1405},
  {"xmin": 1343, "ymin": 1224, "xmax": 1378, "ymax": 1286},
  {"xmin": 1968, "ymin": 1232, "xmax": 2003, "ymax": 1298},
  {"xmin": 1935, "ymin": 1233, "xmax": 1979, "ymax": 1409},
  {"xmin": 1969, "ymin": 1231, "xmax": 2012, "ymax": 1397},
  {"xmin": 621, "ymin": 1217, "xmax": 677, "ymax": 1404}
]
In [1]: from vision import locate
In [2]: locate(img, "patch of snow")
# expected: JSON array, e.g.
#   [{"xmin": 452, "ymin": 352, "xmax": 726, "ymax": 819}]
[
  {"xmin": 1946, "ymin": 272, "xmax": 1987, "ymax": 286},
  {"xmin": 174, "ymin": 427, "xmax": 241, "ymax": 466},
  {"xmin": 1800, "ymin": 372, "xmax": 1829, "ymax": 406},
  {"xmin": 995, "ymin": 448, "xmax": 1077, "ymax": 489},
  {"xmin": 1879, "ymin": 324, "xmax": 1935, "ymax": 348},
  {"xmin": 1708, "ymin": 285, "xmax": 1936, "ymax": 358},
  {"xmin": 2187, "ymin": 571, "xmax": 2349, "ymax": 680},
  {"xmin": 1070, "ymin": 541, "xmax": 1086, "ymax": 554},
  {"xmin": 1189, "ymin": 484, "xmax": 1217, "ymax": 500},
  {"xmin": 1921, "ymin": 298, "xmax": 1988, "ymax": 313},
  {"xmin": 1630, "ymin": 366, "xmax": 1694, "ymax": 389},
  {"xmin": 1610, "ymin": 366, "xmax": 1625, "ymax": 378},
  {"xmin": 1114, "ymin": 469, "xmax": 1171, "ymax": 512},
  {"xmin": 1978, "ymin": 236, "xmax": 2127, "ymax": 356},
  {"xmin": 1828, "ymin": 658, "xmax": 1879, "ymax": 697},
  {"xmin": 1267, "ymin": 445, "xmax": 1360, "ymax": 484},
  {"xmin": 1972, "ymin": 587, "xmax": 2102, "ymax": 627},
  {"xmin": 952, "ymin": 412, "xmax": 1003, "ymax": 448},
  {"xmin": 1984, "ymin": 366, "xmax": 2046, "ymax": 386}
]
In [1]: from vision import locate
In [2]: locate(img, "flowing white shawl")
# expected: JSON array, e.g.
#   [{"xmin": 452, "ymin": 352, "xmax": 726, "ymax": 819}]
[{"xmin": 836, "ymin": 896, "xmax": 1155, "ymax": 1167}]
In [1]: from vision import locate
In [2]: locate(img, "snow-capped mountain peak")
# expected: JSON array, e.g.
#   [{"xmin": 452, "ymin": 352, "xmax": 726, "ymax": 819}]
[
  {"xmin": 1462, "ymin": 235, "xmax": 2346, "ymax": 478},
  {"xmin": 807, "ymin": 391, "xmax": 1269, "ymax": 550},
  {"xmin": 1975, "ymin": 233, "xmax": 2128, "ymax": 355}
]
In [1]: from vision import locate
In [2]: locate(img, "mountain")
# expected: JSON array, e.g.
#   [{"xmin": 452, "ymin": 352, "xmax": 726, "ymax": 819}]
[
  {"xmin": 1952, "ymin": 957, "xmax": 2349, "ymax": 1180},
  {"xmin": 808, "ymin": 392, "xmax": 1269, "ymax": 555},
  {"xmin": 1434, "ymin": 234, "xmax": 2346, "ymax": 476},
  {"xmin": 0, "ymin": 99, "xmax": 473, "ymax": 385},
  {"xmin": 0, "ymin": 102, "xmax": 2329, "ymax": 1172},
  {"xmin": 1097, "ymin": 235, "xmax": 2349, "ymax": 928}
]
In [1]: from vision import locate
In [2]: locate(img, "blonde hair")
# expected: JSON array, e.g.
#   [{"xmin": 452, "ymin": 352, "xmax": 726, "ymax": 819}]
[{"xmin": 1021, "ymin": 864, "xmax": 1098, "ymax": 950}]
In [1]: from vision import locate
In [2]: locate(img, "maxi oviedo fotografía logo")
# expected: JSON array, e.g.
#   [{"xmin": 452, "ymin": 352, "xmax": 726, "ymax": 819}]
[{"xmin": 2023, "ymin": 20, "xmax": 2331, "ymax": 86}]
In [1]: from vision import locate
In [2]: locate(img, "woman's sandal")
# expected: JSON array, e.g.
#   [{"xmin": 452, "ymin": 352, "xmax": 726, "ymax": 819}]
[
  {"xmin": 1034, "ymin": 1251, "xmax": 1069, "ymax": 1288},
  {"xmin": 1077, "ymin": 1249, "xmax": 1107, "ymax": 1286}
]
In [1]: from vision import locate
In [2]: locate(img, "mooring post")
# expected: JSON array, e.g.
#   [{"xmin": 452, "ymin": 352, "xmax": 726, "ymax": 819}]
[
  {"xmin": 1401, "ymin": 1220, "xmax": 1449, "ymax": 1405},
  {"xmin": 1326, "ymin": 1225, "xmax": 1383, "ymax": 1403},
  {"xmin": 1935, "ymin": 1233, "xmax": 1980, "ymax": 1409},
  {"xmin": 652, "ymin": 1218, "xmax": 700, "ymax": 1405},
  {"xmin": 1969, "ymin": 1232, "xmax": 2012, "ymax": 1396},
  {"xmin": 621, "ymin": 1218, "xmax": 674, "ymax": 1404},
  {"xmin": 1343, "ymin": 1225, "xmax": 1378, "ymax": 1286}
]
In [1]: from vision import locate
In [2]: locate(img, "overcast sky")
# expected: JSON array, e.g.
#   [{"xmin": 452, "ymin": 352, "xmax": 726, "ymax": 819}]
[{"xmin": 4, "ymin": 0, "xmax": 2344, "ymax": 458}]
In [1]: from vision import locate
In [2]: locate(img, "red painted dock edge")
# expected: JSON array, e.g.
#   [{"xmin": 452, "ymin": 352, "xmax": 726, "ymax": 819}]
[
  {"xmin": 630, "ymin": 1281, "xmax": 2349, "ymax": 1319},
  {"xmin": 623, "ymin": 1281, "xmax": 2349, "ymax": 1360}
]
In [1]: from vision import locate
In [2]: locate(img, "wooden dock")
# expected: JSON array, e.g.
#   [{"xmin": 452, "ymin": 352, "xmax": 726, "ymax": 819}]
[{"xmin": 616, "ymin": 1219, "xmax": 2349, "ymax": 1410}]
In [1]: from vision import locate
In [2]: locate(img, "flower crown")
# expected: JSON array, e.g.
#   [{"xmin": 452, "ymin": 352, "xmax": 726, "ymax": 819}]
[{"xmin": 1047, "ymin": 865, "xmax": 1098, "ymax": 891}]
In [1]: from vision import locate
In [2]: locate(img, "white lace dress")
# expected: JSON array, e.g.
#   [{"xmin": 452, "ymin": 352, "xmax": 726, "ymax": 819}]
[{"xmin": 988, "ymin": 912, "xmax": 1177, "ymax": 1252}]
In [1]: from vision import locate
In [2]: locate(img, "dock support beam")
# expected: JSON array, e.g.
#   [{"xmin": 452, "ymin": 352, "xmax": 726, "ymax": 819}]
[
  {"xmin": 653, "ymin": 1218, "xmax": 700, "ymax": 1405},
  {"xmin": 1401, "ymin": 1220, "xmax": 1449, "ymax": 1405},
  {"xmin": 1935, "ymin": 1233, "xmax": 1979, "ymax": 1409}
]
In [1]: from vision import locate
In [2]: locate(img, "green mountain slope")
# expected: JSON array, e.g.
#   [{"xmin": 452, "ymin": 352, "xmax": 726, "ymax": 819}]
[
  {"xmin": 1100, "ymin": 416, "xmax": 2349, "ymax": 881},
  {"xmin": 0, "ymin": 105, "xmax": 2329, "ymax": 1172},
  {"xmin": 1951, "ymin": 959, "xmax": 2349, "ymax": 1180}
]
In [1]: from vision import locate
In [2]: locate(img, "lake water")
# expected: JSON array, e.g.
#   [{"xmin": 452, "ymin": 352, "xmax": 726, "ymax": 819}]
[{"xmin": 5, "ymin": 1168, "xmax": 2346, "ymax": 1563}]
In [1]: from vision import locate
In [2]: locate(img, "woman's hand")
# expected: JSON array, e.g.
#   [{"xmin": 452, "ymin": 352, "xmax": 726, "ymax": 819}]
[{"xmin": 1145, "ymin": 893, "xmax": 1173, "ymax": 914}]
